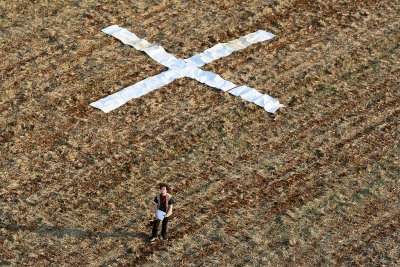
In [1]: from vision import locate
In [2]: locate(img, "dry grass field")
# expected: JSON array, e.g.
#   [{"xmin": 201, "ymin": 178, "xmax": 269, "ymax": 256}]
[{"xmin": 1, "ymin": 0, "xmax": 399, "ymax": 266}]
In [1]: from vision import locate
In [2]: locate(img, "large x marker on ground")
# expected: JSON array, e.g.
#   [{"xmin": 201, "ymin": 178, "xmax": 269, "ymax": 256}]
[{"xmin": 90, "ymin": 25, "xmax": 283, "ymax": 113}]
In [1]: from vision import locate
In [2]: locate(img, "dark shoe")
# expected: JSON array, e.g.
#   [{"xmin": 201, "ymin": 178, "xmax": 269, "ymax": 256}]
[{"xmin": 161, "ymin": 235, "xmax": 168, "ymax": 241}]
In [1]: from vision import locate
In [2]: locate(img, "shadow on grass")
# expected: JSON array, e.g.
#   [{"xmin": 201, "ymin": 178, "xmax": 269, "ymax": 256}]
[{"xmin": 0, "ymin": 221, "xmax": 150, "ymax": 241}]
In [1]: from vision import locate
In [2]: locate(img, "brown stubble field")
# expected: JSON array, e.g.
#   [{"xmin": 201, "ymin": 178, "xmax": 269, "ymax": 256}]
[{"xmin": 1, "ymin": 0, "xmax": 399, "ymax": 266}]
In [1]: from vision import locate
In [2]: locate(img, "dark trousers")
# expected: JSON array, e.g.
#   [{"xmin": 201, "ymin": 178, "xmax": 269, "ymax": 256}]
[{"xmin": 152, "ymin": 217, "xmax": 169, "ymax": 238}]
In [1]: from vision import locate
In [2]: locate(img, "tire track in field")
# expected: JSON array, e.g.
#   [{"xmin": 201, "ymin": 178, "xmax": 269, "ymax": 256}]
[
  {"xmin": 174, "ymin": 107, "xmax": 399, "ymax": 266},
  {"xmin": 258, "ymin": 71, "xmax": 399, "ymax": 152},
  {"xmin": 0, "ymin": 2, "xmax": 340, "ymax": 118},
  {"xmin": 0, "ymin": 0, "xmax": 290, "ymax": 97},
  {"xmin": 0, "ymin": 39, "xmax": 162, "ymax": 112},
  {"xmin": 252, "ymin": 113, "xmax": 399, "ymax": 265},
  {"xmin": 221, "ymin": 10, "xmax": 398, "ymax": 101},
  {"xmin": 123, "ymin": 94, "xmax": 399, "ymax": 265},
  {"xmin": 335, "ymin": 210, "xmax": 400, "ymax": 266},
  {"xmin": 3, "ymin": 35, "xmax": 395, "ymax": 222},
  {"xmin": 0, "ymin": 0, "xmax": 349, "ymax": 116},
  {"xmin": 1, "ymin": 0, "xmax": 195, "ymax": 105},
  {"xmin": 140, "ymin": 33, "xmax": 398, "ymax": 166},
  {"xmin": 0, "ymin": 1, "xmax": 103, "ymax": 75},
  {"xmin": 54, "ymin": 52, "xmax": 397, "ymax": 226},
  {"xmin": 3, "ymin": 0, "xmax": 392, "ymax": 112},
  {"xmin": 1, "ymin": 0, "xmax": 398, "ymax": 266},
  {"xmin": 0, "ymin": 0, "xmax": 394, "ymax": 236},
  {"xmin": 129, "ymin": 44, "xmax": 398, "ymax": 189},
  {"xmin": 182, "ymin": 195, "xmax": 397, "ymax": 266},
  {"xmin": 83, "ymin": 75, "xmax": 391, "ymax": 228},
  {"xmin": 259, "ymin": 131, "xmax": 399, "ymax": 265},
  {"xmin": 132, "ymin": 122, "xmax": 398, "ymax": 267},
  {"xmin": 258, "ymin": 101, "xmax": 399, "ymax": 200},
  {"xmin": 258, "ymin": 108, "xmax": 399, "ymax": 221},
  {"xmin": 273, "ymin": 25, "xmax": 399, "ymax": 100},
  {"xmin": 0, "ymin": 47, "xmax": 164, "ymax": 120},
  {"xmin": 210, "ymin": 0, "xmax": 396, "ymax": 77},
  {"xmin": 173, "ymin": 76, "xmax": 396, "ymax": 221},
  {"xmin": 1, "ymin": 0, "xmax": 384, "ymax": 133},
  {"xmin": 286, "ymin": 199, "xmax": 400, "ymax": 266},
  {"xmin": 52, "ymin": 90, "xmax": 395, "ymax": 239}
]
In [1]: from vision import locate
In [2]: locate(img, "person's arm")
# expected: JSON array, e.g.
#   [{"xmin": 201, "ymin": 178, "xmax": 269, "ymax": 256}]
[
  {"xmin": 154, "ymin": 203, "xmax": 158, "ymax": 214},
  {"xmin": 166, "ymin": 204, "xmax": 173, "ymax": 217},
  {"xmin": 153, "ymin": 196, "xmax": 158, "ymax": 217}
]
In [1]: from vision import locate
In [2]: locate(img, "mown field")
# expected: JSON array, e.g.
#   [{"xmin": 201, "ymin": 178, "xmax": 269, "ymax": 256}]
[{"xmin": 1, "ymin": 0, "xmax": 399, "ymax": 266}]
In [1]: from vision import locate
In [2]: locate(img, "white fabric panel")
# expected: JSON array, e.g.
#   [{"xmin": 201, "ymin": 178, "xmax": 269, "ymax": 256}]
[
  {"xmin": 141, "ymin": 45, "xmax": 186, "ymax": 68},
  {"xmin": 228, "ymin": 85, "xmax": 253, "ymax": 96},
  {"xmin": 185, "ymin": 43, "xmax": 234, "ymax": 67},
  {"xmin": 243, "ymin": 30, "xmax": 275, "ymax": 43},
  {"xmin": 103, "ymin": 26, "xmax": 140, "ymax": 45},
  {"xmin": 228, "ymin": 85, "xmax": 283, "ymax": 113},
  {"xmin": 254, "ymin": 95, "xmax": 283, "ymax": 113},
  {"xmin": 185, "ymin": 30, "xmax": 275, "ymax": 67},
  {"xmin": 131, "ymin": 39, "xmax": 153, "ymax": 50},
  {"xmin": 185, "ymin": 68, "xmax": 237, "ymax": 91},
  {"xmin": 113, "ymin": 29, "xmax": 140, "ymax": 45},
  {"xmin": 102, "ymin": 25, "xmax": 126, "ymax": 36},
  {"xmin": 240, "ymin": 88, "xmax": 264, "ymax": 102},
  {"xmin": 184, "ymin": 54, "xmax": 207, "ymax": 67},
  {"xmin": 93, "ymin": 25, "xmax": 283, "ymax": 114},
  {"xmin": 90, "ymin": 69, "xmax": 182, "ymax": 113},
  {"xmin": 102, "ymin": 25, "xmax": 171, "ymax": 67},
  {"xmin": 224, "ymin": 38, "xmax": 251, "ymax": 50}
]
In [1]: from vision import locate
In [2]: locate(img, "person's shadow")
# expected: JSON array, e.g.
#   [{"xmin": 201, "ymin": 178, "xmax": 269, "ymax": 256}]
[{"xmin": 0, "ymin": 220, "xmax": 150, "ymax": 242}]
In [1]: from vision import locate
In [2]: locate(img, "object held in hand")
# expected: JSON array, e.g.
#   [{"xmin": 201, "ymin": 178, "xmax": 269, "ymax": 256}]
[{"xmin": 155, "ymin": 210, "xmax": 166, "ymax": 220}]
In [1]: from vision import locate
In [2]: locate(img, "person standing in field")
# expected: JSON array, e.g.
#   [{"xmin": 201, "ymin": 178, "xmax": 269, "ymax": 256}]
[{"xmin": 150, "ymin": 183, "xmax": 175, "ymax": 242}]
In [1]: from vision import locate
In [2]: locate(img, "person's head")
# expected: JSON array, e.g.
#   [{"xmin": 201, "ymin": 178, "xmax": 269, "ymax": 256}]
[{"xmin": 159, "ymin": 183, "xmax": 170, "ymax": 195}]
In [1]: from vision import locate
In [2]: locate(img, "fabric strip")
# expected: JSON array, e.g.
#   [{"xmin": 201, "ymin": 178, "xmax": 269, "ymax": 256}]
[
  {"xmin": 228, "ymin": 85, "xmax": 283, "ymax": 113},
  {"xmin": 90, "ymin": 69, "xmax": 182, "ymax": 113},
  {"xmin": 185, "ymin": 30, "xmax": 275, "ymax": 67},
  {"xmin": 91, "ymin": 25, "xmax": 282, "ymax": 114}
]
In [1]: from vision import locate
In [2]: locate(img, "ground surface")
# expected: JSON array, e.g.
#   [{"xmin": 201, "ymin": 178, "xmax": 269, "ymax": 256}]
[{"xmin": 1, "ymin": 0, "xmax": 399, "ymax": 266}]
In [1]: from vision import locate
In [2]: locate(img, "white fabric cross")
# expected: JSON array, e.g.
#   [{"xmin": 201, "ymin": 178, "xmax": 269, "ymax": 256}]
[{"xmin": 90, "ymin": 25, "xmax": 283, "ymax": 113}]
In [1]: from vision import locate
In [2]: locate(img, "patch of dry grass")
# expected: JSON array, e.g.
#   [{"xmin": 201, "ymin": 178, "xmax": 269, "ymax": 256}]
[{"xmin": 1, "ymin": 0, "xmax": 399, "ymax": 266}]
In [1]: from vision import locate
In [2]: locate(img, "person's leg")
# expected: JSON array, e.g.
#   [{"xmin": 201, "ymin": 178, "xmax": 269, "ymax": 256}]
[
  {"xmin": 161, "ymin": 217, "xmax": 169, "ymax": 239},
  {"xmin": 151, "ymin": 219, "xmax": 160, "ymax": 238}
]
